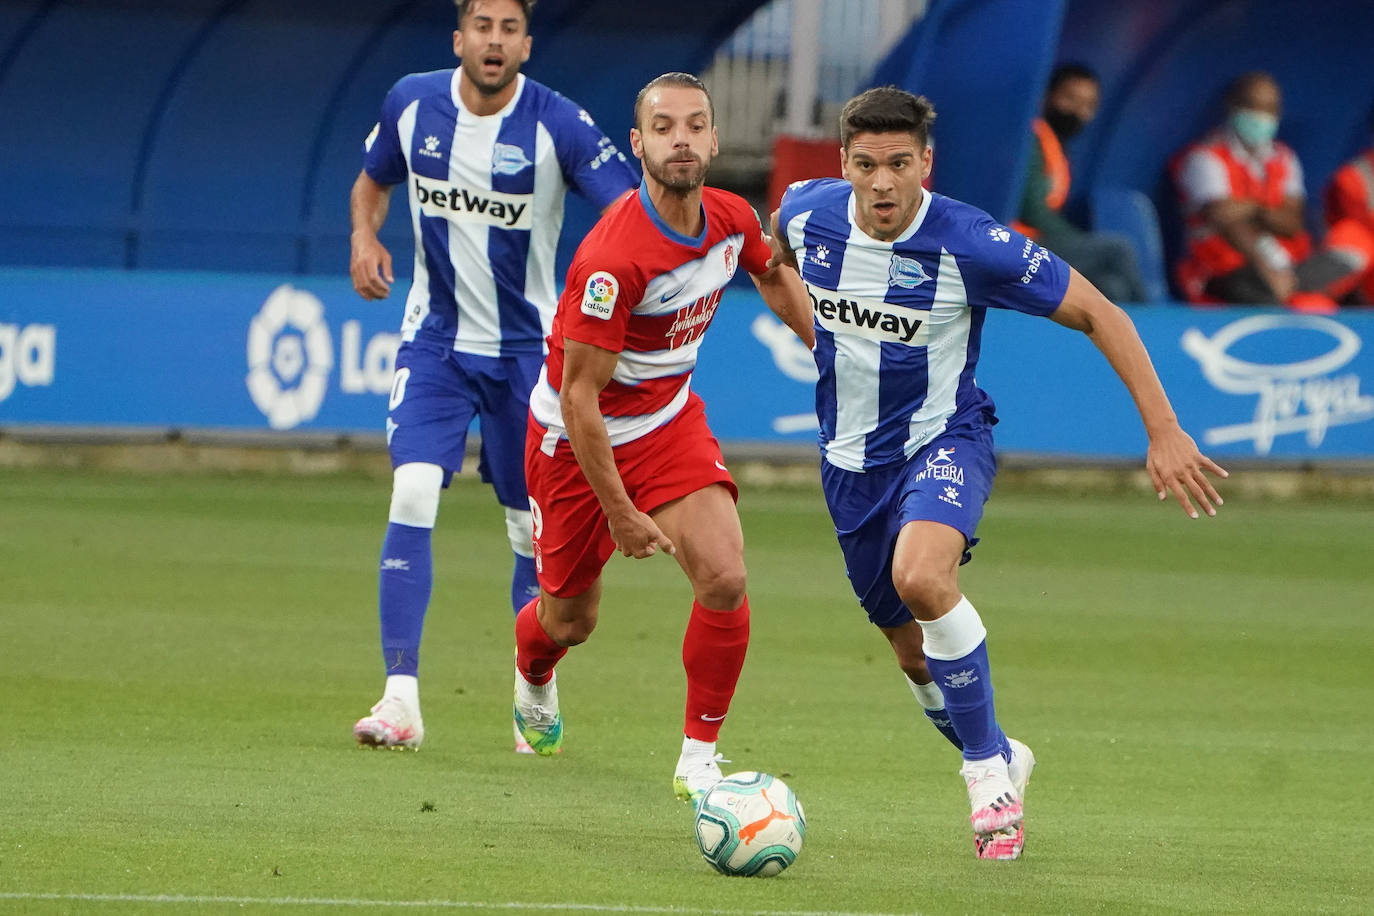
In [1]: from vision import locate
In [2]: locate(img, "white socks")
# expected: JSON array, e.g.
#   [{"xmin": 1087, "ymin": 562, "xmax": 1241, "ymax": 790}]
[{"xmin": 385, "ymin": 674, "xmax": 419, "ymax": 707}]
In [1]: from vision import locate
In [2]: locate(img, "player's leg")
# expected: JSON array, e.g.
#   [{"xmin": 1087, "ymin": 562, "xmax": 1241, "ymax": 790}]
[
  {"xmin": 512, "ymin": 582, "xmax": 602, "ymax": 756},
  {"xmin": 354, "ymin": 344, "xmax": 473, "ymax": 749},
  {"xmin": 889, "ymin": 431, "xmax": 1031, "ymax": 859},
  {"xmin": 820, "ymin": 460, "xmax": 961, "ymax": 751},
  {"xmin": 514, "ymin": 415, "xmax": 619, "ymax": 756},
  {"xmin": 882, "ymin": 622, "xmax": 962, "ymax": 750},
  {"xmin": 472, "ymin": 353, "xmax": 544, "ymax": 617},
  {"xmin": 651, "ymin": 483, "xmax": 750, "ymax": 804}
]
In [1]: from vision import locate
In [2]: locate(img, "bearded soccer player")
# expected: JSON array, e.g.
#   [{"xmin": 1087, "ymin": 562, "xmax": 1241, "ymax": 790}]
[
  {"xmin": 771, "ymin": 87, "xmax": 1226, "ymax": 859},
  {"xmin": 511, "ymin": 72, "xmax": 814, "ymax": 804},
  {"xmin": 348, "ymin": 0, "xmax": 638, "ymax": 753}
]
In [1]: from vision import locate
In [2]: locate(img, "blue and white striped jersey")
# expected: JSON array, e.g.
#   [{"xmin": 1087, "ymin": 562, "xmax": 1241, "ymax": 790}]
[
  {"xmin": 779, "ymin": 178, "xmax": 1070, "ymax": 471},
  {"xmin": 364, "ymin": 71, "xmax": 639, "ymax": 357}
]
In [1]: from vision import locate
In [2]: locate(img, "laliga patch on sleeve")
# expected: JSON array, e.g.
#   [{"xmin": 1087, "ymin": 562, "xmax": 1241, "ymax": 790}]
[{"xmin": 580, "ymin": 270, "xmax": 618, "ymax": 319}]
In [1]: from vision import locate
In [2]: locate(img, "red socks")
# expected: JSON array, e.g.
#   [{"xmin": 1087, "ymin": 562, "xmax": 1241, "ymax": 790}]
[
  {"xmin": 681, "ymin": 597, "xmax": 750, "ymax": 741},
  {"xmin": 515, "ymin": 598, "xmax": 566, "ymax": 685}
]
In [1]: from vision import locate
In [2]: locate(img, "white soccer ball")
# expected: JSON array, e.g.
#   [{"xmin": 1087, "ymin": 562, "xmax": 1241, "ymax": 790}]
[{"xmin": 694, "ymin": 771, "xmax": 806, "ymax": 877}]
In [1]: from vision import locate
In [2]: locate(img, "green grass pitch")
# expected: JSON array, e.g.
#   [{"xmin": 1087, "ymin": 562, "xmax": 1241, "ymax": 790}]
[{"xmin": 1, "ymin": 467, "xmax": 1370, "ymax": 915}]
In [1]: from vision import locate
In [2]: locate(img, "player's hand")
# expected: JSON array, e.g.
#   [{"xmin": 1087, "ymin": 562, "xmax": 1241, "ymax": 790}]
[
  {"xmin": 1146, "ymin": 425, "xmax": 1229, "ymax": 519},
  {"xmin": 350, "ymin": 233, "xmax": 394, "ymax": 300},
  {"xmin": 608, "ymin": 509, "xmax": 676, "ymax": 559}
]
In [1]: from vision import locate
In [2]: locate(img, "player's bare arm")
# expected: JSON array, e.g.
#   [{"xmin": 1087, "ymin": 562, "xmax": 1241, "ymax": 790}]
[
  {"xmin": 349, "ymin": 170, "xmax": 395, "ymax": 300},
  {"xmin": 766, "ymin": 209, "xmax": 800, "ymax": 272},
  {"xmin": 750, "ymin": 260, "xmax": 815, "ymax": 349},
  {"xmin": 1050, "ymin": 269, "xmax": 1229, "ymax": 519},
  {"xmin": 559, "ymin": 338, "xmax": 675, "ymax": 558}
]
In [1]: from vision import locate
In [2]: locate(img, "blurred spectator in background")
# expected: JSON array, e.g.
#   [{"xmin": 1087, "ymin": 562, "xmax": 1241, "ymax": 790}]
[
  {"xmin": 1172, "ymin": 71, "xmax": 1374, "ymax": 311},
  {"xmin": 1014, "ymin": 64, "xmax": 1146, "ymax": 303},
  {"xmin": 1323, "ymin": 104, "xmax": 1374, "ymax": 303}
]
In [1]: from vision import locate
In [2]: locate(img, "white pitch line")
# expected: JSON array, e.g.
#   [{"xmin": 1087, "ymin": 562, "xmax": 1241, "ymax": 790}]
[{"xmin": 0, "ymin": 893, "xmax": 921, "ymax": 916}]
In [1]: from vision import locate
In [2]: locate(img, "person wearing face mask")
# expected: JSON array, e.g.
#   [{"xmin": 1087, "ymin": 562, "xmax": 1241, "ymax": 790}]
[
  {"xmin": 1173, "ymin": 71, "xmax": 1374, "ymax": 309},
  {"xmin": 1014, "ymin": 64, "xmax": 1147, "ymax": 303},
  {"xmin": 1323, "ymin": 105, "xmax": 1374, "ymax": 303}
]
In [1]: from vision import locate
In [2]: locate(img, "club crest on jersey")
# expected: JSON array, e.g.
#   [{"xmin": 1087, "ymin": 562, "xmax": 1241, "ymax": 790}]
[
  {"xmin": 888, "ymin": 253, "xmax": 930, "ymax": 288},
  {"xmin": 580, "ymin": 271, "xmax": 618, "ymax": 320},
  {"xmin": 418, "ymin": 135, "xmax": 444, "ymax": 160},
  {"xmin": 724, "ymin": 244, "xmax": 737, "ymax": 280},
  {"xmin": 491, "ymin": 142, "xmax": 532, "ymax": 176}
]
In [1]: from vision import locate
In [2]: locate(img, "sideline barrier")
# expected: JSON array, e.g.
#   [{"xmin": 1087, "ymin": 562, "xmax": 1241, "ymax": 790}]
[{"xmin": 1, "ymin": 268, "xmax": 1371, "ymax": 460}]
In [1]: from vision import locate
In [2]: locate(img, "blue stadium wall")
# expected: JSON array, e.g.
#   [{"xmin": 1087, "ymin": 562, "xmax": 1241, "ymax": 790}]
[{"xmin": 2, "ymin": 0, "xmax": 1372, "ymax": 460}]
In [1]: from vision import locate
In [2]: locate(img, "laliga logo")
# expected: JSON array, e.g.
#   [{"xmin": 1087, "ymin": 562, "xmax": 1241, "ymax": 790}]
[
  {"xmin": 0, "ymin": 322, "xmax": 56, "ymax": 402},
  {"xmin": 246, "ymin": 285, "xmax": 334, "ymax": 430},
  {"xmin": 1181, "ymin": 314, "xmax": 1374, "ymax": 455}
]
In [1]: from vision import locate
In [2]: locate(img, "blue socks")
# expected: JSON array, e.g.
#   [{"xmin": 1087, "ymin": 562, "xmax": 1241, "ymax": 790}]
[
  {"xmin": 511, "ymin": 553, "xmax": 540, "ymax": 617},
  {"xmin": 923, "ymin": 707, "xmax": 964, "ymax": 751},
  {"xmin": 917, "ymin": 597, "xmax": 1011, "ymax": 763},
  {"xmin": 925, "ymin": 641, "xmax": 1010, "ymax": 761},
  {"xmin": 378, "ymin": 522, "xmax": 432, "ymax": 678}
]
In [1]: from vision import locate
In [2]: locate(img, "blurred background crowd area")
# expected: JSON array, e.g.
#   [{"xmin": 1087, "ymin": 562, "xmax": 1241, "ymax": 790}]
[{"xmin": 3, "ymin": 0, "xmax": 1373, "ymax": 306}]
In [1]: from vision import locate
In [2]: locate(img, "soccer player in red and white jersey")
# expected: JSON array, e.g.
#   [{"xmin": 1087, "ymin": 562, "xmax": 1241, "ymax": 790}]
[{"xmin": 511, "ymin": 72, "xmax": 814, "ymax": 803}]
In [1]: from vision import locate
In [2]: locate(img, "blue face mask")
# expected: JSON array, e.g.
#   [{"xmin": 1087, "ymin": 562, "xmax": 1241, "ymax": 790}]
[{"xmin": 1231, "ymin": 108, "xmax": 1279, "ymax": 148}]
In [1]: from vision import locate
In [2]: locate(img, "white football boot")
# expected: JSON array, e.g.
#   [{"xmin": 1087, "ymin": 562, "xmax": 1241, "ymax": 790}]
[
  {"xmin": 673, "ymin": 738, "xmax": 726, "ymax": 806},
  {"xmin": 973, "ymin": 738, "xmax": 1035, "ymax": 860},
  {"xmin": 353, "ymin": 695, "xmax": 424, "ymax": 750}
]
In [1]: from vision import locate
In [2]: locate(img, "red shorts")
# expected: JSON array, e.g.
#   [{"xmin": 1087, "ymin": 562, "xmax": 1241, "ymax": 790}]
[{"xmin": 524, "ymin": 393, "xmax": 738, "ymax": 598}]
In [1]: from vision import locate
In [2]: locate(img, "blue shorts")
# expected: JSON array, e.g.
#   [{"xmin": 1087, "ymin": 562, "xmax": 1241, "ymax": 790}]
[
  {"xmin": 821, "ymin": 425, "xmax": 997, "ymax": 629},
  {"xmin": 386, "ymin": 341, "xmax": 542, "ymax": 509}
]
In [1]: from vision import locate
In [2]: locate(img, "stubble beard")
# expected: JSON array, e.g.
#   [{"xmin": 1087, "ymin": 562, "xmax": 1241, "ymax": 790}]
[
  {"xmin": 645, "ymin": 151, "xmax": 711, "ymax": 194},
  {"xmin": 464, "ymin": 57, "xmax": 519, "ymax": 97}
]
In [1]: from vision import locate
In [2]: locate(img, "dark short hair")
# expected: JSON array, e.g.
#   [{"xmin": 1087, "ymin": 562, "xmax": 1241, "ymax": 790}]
[
  {"xmin": 455, "ymin": 0, "xmax": 535, "ymax": 28},
  {"xmin": 633, "ymin": 72, "xmax": 714, "ymax": 129},
  {"xmin": 1048, "ymin": 63, "xmax": 1098, "ymax": 92},
  {"xmin": 1225, "ymin": 70, "xmax": 1278, "ymax": 107},
  {"xmin": 839, "ymin": 86, "xmax": 936, "ymax": 149}
]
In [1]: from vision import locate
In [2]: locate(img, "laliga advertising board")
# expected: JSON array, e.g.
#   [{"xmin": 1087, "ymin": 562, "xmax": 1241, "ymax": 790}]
[{"xmin": 0, "ymin": 266, "xmax": 1371, "ymax": 460}]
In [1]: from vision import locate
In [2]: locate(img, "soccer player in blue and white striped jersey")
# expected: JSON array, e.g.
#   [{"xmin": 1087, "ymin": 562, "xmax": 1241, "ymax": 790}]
[
  {"xmin": 772, "ymin": 87, "xmax": 1227, "ymax": 859},
  {"xmin": 348, "ymin": 0, "xmax": 639, "ymax": 753}
]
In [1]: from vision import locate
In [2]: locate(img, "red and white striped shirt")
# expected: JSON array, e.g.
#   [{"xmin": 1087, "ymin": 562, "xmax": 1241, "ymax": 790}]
[{"xmin": 530, "ymin": 182, "xmax": 771, "ymax": 455}]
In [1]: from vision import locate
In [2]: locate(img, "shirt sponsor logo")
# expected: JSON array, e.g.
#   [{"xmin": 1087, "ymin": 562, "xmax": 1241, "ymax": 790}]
[
  {"xmin": 412, "ymin": 177, "xmax": 532, "ymax": 229},
  {"xmin": 666, "ymin": 289, "xmax": 723, "ymax": 348},
  {"xmin": 888, "ymin": 253, "xmax": 930, "ymax": 288},
  {"xmin": 914, "ymin": 446, "xmax": 965, "ymax": 486},
  {"xmin": 1019, "ymin": 237, "xmax": 1053, "ymax": 284},
  {"xmin": 580, "ymin": 271, "xmax": 618, "ymax": 319},
  {"xmin": 806, "ymin": 283, "xmax": 927, "ymax": 346},
  {"xmin": 588, "ymin": 136, "xmax": 627, "ymax": 171},
  {"xmin": 491, "ymin": 142, "xmax": 532, "ymax": 176}
]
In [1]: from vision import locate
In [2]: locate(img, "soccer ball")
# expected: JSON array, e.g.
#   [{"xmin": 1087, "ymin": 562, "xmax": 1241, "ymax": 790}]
[{"xmin": 693, "ymin": 772, "xmax": 806, "ymax": 877}]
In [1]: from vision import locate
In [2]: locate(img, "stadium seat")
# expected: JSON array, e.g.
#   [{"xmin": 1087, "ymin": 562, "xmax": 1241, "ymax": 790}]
[{"xmin": 1090, "ymin": 186, "xmax": 1169, "ymax": 304}]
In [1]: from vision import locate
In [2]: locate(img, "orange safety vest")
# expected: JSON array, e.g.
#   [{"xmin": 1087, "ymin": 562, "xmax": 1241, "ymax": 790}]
[
  {"xmin": 1172, "ymin": 133, "xmax": 1311, "ymax": 301},
  {"xmin": 1011, "ymin": 118, "xmax": 1070, "ymax": 239},
  {"xmin": 1325, "ymin": 149, "xmax": 1374, "ymax": 233}
]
